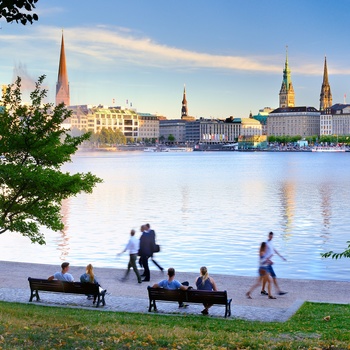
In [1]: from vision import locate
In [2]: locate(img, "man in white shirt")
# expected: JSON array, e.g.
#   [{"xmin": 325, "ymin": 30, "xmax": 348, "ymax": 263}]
[
  {"xmin": 48, "ymin": 262, "xmax": 74, "ymax": 282},
  {"xmin": 261, "ymin": 231, "xmax": 287, "ymax": 296},
  {"xmin": 119, "ymin": 229, "xmax": 142, "ymax": 283}
]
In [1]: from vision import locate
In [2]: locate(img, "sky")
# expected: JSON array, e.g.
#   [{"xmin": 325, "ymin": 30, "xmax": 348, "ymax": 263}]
[{"xmin": 1, "ymin": 0, "xmax": 350, "ymax": 119}]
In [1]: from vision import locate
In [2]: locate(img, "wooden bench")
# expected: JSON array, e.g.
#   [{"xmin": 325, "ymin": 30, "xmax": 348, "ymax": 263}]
[
  {"xmin": 28, "ymin": 277, "xmax": 106, "ymax": 307},
  {"xmin": 147, "ymin": 287, "xmax": 232, "ymax": 317}
]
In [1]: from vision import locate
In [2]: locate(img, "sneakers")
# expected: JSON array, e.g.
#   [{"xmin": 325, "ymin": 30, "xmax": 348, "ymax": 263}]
[
  {"xmin": 260, "ymin": 290, "xmax": 268, "ymax": 295},
  {"xmin": 278, "ymin": 291, "xmax": 288, "ymax": 295}
]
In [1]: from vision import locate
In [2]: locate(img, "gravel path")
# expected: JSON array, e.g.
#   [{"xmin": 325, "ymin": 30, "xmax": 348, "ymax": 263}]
[{"xmin": 1, "ymin": 261, "xmax": 348, "ymax": 322}]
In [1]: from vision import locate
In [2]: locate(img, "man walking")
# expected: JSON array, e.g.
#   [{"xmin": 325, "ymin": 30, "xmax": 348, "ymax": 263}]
[
  {"xmin": 261, "ymin": 231, "xmax": 287, "ymax": 296},
  {"xmin": 118, "ymin": 229, "xmax": 142, "ymax": 283},
  {"xmin": 139, "ymin": 224, "xmax": 155, "ymax": 282},
  {"xmin": 145, "ymin": 223, "xmax": 164, "ymax": 271}
]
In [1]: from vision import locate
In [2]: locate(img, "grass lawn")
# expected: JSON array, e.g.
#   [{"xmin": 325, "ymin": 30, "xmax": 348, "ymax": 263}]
[{"xmin": 0, "ymin": 301, "xmax": 349, "ymax": 349}]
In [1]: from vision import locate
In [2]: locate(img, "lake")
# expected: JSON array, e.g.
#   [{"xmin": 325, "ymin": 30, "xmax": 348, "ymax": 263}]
[{"xmin": 1, "ymin": 150, "xmax": 350, "ymax": 281}]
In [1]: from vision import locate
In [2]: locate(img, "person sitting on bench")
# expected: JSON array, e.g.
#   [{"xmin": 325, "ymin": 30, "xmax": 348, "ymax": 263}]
[
  {"xmin": 152, "ymin": 267, "xmax": 189, "ymax": 307},
  {"xmin": 48, "ymin": 262, "xmax": 74, "ymax": 282},
  {"xmin": 195, "ymin": 266, "xmax": 218, "ymax": 315}
]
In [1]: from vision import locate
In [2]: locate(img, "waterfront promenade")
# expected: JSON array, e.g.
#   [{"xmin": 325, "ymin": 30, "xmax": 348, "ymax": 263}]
[{"xmin": 0, "ymin": 261, "xmax": 349, "ymax": 322}]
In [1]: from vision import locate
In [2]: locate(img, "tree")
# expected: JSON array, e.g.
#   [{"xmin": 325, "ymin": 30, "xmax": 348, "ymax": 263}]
[
  {"xmin": 168, "ymin": 134, "xmax": 175, "ymax": 142},
  {"xmin": 321, "ymin": 241, "xmax": 350, "ymax": 259},
  {"xmin": 0, "ymin": 0, "xmax": 39, "ymax": 25},
  {"xmin": 0, "ymin": 75, "xmax": 102, "ymax": 244}
]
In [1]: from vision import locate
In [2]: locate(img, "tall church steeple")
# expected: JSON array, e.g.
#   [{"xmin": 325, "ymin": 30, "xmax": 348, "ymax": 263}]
[
  {"xmin": 319, "ymin": 56, "xmax": 332, "ymax": 111},
  {"xmin": 56, "ymin": 31, "xmax": 70, "ymax": 106},
  {"xmin": 279, "ymin": 46, "xmax": 295, "ymax": 108},
  {"xmin": 181, "ymin": 85, "xmax": 188, "ymax": 118}
]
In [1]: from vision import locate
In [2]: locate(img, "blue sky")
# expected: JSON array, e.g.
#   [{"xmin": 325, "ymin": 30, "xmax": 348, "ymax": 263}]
[{"xmin": 1, "ymin": 0, "xmax": 350, "ymax": 119}]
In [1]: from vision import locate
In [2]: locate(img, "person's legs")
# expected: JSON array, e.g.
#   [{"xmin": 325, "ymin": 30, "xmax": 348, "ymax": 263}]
[
  {"xmin": 246, "ymin": 276, "xmax": 263, "ymax": 298},
  {"xmin": 141, "ymin": 255, "xmax": 150, "ymax": 281},
  {"xmin": 151, "ymin": 258, "xmax": 164, "ymax": 271},
  {"xmin": 130, "ymin": 254, "xmax": 142, "ymax": 283},
  {"xmin": 262, "ymin": 265, "xmax": 275, "ymax": 294}
]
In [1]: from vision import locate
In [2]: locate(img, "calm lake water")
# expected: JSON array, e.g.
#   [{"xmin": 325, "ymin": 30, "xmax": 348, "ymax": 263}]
[{"xmin": 1, "ymin": 150, "xmax": 350, "ymax": 281}]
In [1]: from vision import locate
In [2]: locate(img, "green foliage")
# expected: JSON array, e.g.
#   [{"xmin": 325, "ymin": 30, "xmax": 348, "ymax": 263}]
[
  {"xmin": 167, "ymin": 134, "xmax": 175, "ymax": 142},
  {"xmin": 0, "ymin": 301, "xmax": 349, "ymax": 349},
  {"xmin": 0, "ymin": 0, "xmax": 39, "ymax": 25},
  {"xmin": 321, "ymin": 240, "xmax": 350, "ymax": 259},
  {"xmin": 90, "ymin": 127, "xmax": 126, "ymax": 145},
  {"xmin": 0, "ymin": 75, "xmax": 102, "ymax": 244}
]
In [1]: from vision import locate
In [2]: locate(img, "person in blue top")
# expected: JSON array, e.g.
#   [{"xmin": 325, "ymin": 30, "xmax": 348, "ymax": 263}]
[
  {"xmin": 152, "ymin": 267, "xmax": 189, "ymax": 307},
  {"xmin": 195, "ymin": 266, "xmax": 218, "ymax": 315},
  {"xmin": 48, "ymin": 262, "xmax": 74, "ymax": 282}
]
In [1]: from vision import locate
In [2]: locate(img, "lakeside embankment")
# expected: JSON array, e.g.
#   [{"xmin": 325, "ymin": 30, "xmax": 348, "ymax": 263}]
[{"xmin": 1, "ymin": 261, "xmax": 349, "ymax": 321}]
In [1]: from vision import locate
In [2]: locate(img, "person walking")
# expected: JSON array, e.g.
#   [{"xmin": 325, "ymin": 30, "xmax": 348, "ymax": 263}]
[
  {"xmin": 145, "ymin": 223, "xmax": 164, "ymax": 271},
  {"xmin": 261, "ymin": 231, "xmax": 287, "ymax": 296},
  {"xmin": 139, "ymin": 224, "xmax": 155, "ymax": 282},
  {"xmin": 246, "ymin": 242, "xmax": 276, "ymax": 299},
  {"xmin": 118, "ymin": 229, "xmax": 142, "ymax": 284},
  {"xmin": 195, "ymin": 266, "xmax": 218, "ymax": 315}
]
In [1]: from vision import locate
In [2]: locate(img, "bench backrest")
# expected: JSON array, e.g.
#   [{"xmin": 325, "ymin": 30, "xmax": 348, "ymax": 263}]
[
  {"xmin": 148, "ymin": 287, "xmax": 228, "ymax": 304},
  {"xmin": 28, "ymin": 277, "xmax": 99, "ymax": 295},
  {"xmin": 186, "ymin": 289, "xmax": 228, "ymax": 305},
  {"xmin": 147, "ymin": 286, "xmax": 186, "ymax": 301}
]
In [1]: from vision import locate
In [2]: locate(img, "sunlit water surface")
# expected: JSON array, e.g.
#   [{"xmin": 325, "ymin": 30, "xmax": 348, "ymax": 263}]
[{"xmin": 1, "ymin": 151, "xmax": 350, "ymax": 281}]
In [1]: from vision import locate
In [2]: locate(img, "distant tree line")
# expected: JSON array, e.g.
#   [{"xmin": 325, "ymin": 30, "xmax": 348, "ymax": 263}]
[{"xmin": 268, "ymin": 135, "xmax": 350, "ymax": 145}]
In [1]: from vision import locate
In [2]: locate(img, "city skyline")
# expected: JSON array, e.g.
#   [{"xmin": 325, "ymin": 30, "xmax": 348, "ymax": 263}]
[{"xmin": 1, "ymin": 0, "xmax": 350, "ymax": 119}]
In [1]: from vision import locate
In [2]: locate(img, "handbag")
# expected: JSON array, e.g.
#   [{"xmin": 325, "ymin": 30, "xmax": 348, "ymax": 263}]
[{"xmin": 154, "ymin": 244, "xmax": 160, "ymax": 253}]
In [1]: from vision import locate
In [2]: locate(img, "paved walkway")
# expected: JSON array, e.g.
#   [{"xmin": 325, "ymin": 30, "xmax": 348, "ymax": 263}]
[{"xmin": 1, "ymin": 261, "xmax": 349, "ymax": 322}]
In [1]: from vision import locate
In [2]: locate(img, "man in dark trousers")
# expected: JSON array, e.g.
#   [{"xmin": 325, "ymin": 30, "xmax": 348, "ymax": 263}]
[
  {"xmin": 139, "ymin": 224, "xmax": 155, "ymax": 282},
  {"xmin": 145, "ymin": 223, "xmax": 164, "ymax": 271}
]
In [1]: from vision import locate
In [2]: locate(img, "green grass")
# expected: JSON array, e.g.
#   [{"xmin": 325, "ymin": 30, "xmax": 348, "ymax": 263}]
[{"xmin": 0, "ymin": 301, "xmax": 349, "ymax": 349}]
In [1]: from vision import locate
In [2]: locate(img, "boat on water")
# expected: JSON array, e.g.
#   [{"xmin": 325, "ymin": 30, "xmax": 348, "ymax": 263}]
[
  {"xmin": 143, "ymin": 147, "xmax": 170, "ymax": 152},
  {"xmin": 311, "ymin": 146, "xmax": 346, "ymax": 152},
  {"xmin": 167, "ymin": 147, "xmax": 193, "ymax": 152}
]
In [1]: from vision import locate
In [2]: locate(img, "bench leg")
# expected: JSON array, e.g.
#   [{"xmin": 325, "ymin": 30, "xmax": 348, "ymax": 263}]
[
  {"xmin": 148, "ymin": 299, "xmax": 157, "ymax": 312},
  {"xmin": 29, "ymin": 289, "xmax": 40, "ymax": 302}
]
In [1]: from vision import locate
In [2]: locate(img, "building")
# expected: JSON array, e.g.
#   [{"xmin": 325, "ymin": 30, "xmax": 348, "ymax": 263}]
[
  {"xmin": 56, "ymin": 32, "xmax": 70, "ymax": 106},
  {"xmin": 267, "ymin": 106, "xmax": 320, "ymax": 137},
  {"xmin": 279, "ymin": 47, "xmax": 295, "ymax": 108},
  {"xmin": 252, "ymin": 107, "xmax": 274, "ymax": 135},
  {"xmin": 320, "ymin": 104, "xmax": 350, "ymax": 136},
  {"xmin": 319, "ymin": 56, "xmax": 332, "ymax": 112},
  {"xmin": 137, "ymin": 113, "xmax": 159, "ymax": 141},
  {"xmin": 185, "ymin": 117, "xmax": 262, "ymax": 144},
  {"xmin": 180, "ymin": 85, "xmax": 195, "ymax": 121},
  {"xmin": 181, "ymin": 85, "xmax": 188, "ymax": 118},
  {"xmin": 159, "ymin": 119, "xmax": 187, "ymax": 143},
  {"xmin": 68, "ymin": 105, "xmax": 140, "ymax": 141}
]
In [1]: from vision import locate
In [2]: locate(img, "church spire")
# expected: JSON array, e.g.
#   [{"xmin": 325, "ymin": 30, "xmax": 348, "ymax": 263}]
[
  {"xmin": 181, "ymin": 85, "xmax": 188, "ymax": 118},
  {"xmin": 56, "ymin": 31, "xmax": 70, "ymax": 106},
  {"xmin": 279, "ymin": 46, "xmax": 295, "ymax": 108},
  {"xmin": 319, "ymin": 56, "xmax": 332, "ymax": 111}
]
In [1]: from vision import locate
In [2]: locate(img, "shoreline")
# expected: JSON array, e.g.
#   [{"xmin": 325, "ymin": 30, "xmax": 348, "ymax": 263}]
[{"xmin": 1, "ymin": 260, "xmax": 349, "ymax": 309}]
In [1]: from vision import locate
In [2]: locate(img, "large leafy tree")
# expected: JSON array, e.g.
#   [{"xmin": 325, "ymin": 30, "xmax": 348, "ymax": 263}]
[
  {"xmin": 0, "ymin": 75, "xmax": 102, "ymax": 244},
  {"xmin": 0, "ymin": 0, "xmax": 38, "ymax": 25}
]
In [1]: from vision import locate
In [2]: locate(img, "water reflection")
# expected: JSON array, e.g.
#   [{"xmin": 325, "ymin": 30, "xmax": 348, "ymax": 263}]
[
  {"xmin": 279, "ymin": 181, "xmax": 295, "ymax": 234},
  {"xmin": 54, "ymin": 198, "xmax": 71, "ymax": 261},
  {"xmin": 0, "ymin": 151, "xmax": 349, "ymax": 281}
]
